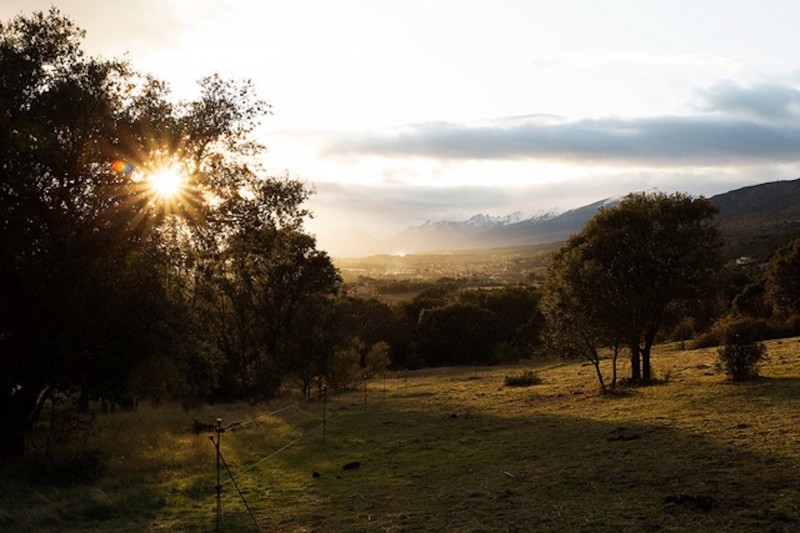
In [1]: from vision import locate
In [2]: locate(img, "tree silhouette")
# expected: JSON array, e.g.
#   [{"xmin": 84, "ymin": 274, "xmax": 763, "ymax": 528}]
[
  {"xmin": 0, "ymin": 9, "xmax": 337, "ymax": 453},
  {"xmin": 542, "ymin": 192, "xmax": 723, "ymax": 384}
]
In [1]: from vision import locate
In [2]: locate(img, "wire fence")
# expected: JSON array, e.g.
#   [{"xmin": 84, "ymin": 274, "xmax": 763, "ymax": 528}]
[{"xmin": 208, "ymin": 374, "xmax": 397, "ymax": 532}]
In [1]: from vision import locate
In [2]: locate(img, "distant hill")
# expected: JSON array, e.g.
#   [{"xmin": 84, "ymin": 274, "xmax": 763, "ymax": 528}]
[
  {"xmin": 357, "ymin": 178, "xmax": 800, "ymax": 259},
  {"xmin": 378, "ymin": 211, "xmax": 555, "ymax": 254},
  {"xmin": 710, "ymin": 178, "xmax": 800, "ymax": 259},
  {"xmin": 472, "ymin": 197, "xmax": 621, "ymax": 249},
  {"xmin": 372, "ymin": 204, "xmax": 612, "ymax": 254}
]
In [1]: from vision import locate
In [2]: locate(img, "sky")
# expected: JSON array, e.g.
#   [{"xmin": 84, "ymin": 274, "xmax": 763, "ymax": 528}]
[{"xmin": 4, "ymin": 0, "xmax": 800, "ymax": 256}]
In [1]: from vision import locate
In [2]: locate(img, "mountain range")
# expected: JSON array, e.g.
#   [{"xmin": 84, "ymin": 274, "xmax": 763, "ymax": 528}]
[{"xmin": 350, "ymin": 178, "xmax": 800, "ymax": 259}]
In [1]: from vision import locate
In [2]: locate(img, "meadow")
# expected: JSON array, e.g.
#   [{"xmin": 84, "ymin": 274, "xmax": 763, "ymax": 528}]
[{"xmin": 2, "ymin": 338, "xmax": 800, "ymax": 532}]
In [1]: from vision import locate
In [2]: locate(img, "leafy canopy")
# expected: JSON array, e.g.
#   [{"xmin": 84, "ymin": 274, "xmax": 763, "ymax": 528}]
[
  {"xmin": 542, "ymin": 192, "xmax": 723, "ymax": 386},
  {"xmin": 0, "ymin": 8, "xmax": 339, "ymax": 452}
]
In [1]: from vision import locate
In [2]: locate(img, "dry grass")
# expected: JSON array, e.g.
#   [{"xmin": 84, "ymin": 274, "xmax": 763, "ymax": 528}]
[{"xmin": 2, "ymin": 339, "xmax": 800, "ymax": 531}]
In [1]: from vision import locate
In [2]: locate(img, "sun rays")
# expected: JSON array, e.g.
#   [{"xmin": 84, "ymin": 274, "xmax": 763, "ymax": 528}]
[{"xmin": 147, "ymin": 163, "xmax": 187, "ymax": 199}]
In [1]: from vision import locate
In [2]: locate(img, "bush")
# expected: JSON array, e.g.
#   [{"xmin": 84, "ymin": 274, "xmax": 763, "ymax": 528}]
[
  {"xmin": 693, "ymin": 315, "xmax": 774, "ymax": 349},
  {"xmin": 717, "ymin": 342, "xmax": 768, "ymax": 382},
  {"xmin": 503, "ymin": 370, "xmax": 541, "ymax": 387}
]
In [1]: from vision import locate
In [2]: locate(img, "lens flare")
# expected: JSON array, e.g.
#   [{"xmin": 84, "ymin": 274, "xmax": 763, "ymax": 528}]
[{"xmin": 111, "ymin": 159, "xmax": 134, "ymax": 175}]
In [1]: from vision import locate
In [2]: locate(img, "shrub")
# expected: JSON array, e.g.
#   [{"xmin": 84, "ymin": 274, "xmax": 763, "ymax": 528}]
[
  {"xmin": 717, "ymin": 342, "xmax": 767, "ymax": 382},
  {"xmin": 717, "ymin": 316, "xmax": 770, "ymax": 346},
  {"xmin": 709, "ymin": 316, "xmax": 770, "ymax": 381},
  {"xmin": 503, "ymin": 370, "xmax": 541, "ymax": 387},
  {"xmin": 693, "ymin": 315, "xmax": 773, "ymax": 349}
]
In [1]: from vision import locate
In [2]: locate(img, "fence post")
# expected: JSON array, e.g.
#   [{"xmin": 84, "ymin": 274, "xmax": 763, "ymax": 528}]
[
  {"xmin": 214, "ymin": 417, "xmax": 223, "ymax": 531},
  {"xmin": 322, "ymin": 387, "xmax": 327, "ymax": 444}
]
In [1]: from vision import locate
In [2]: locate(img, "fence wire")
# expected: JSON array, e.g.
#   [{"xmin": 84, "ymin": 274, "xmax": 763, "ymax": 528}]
[
  {"xmin": 228, "ymin": 390, "xmax": 323, "ymax": 431},
  {"xmin": 212, "ymin": 375, "xmax": 395, "ymax": 531}
]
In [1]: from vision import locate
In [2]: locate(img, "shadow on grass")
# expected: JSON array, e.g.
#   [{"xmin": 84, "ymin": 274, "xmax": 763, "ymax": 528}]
[
  {"xmin": 739, "ymin": 376, "xmax": 800, "ymax": 401},
  {"xmin": 6, "ymin": 385, "xmax": 798, "ymax": 532},
  {"xmin": 216, "ymin": 400, "xmax": 800, "ymax": 532}
]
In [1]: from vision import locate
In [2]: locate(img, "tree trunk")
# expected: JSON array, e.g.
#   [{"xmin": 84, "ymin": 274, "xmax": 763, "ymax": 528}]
[
  {"xmin": 586, "ymin": 344, "xmax": 606, "ymax": 394},
  {"xmin": 642, "ymin": 349, "xmax": 651, "ymax": 382},
  {"xmin": 630, "ymin": 343, "xmax": 641, "ymax": 382},
  {"xmin": 0, "ymin": 382, "xmax": 47, "ymax": 455},
  {"xmin": 591, "ymin": 359, "xmax": 606, "ymax": 394},
  {"xmin": 642, "ymin": 327, "xmax": 657, "ymax": 382}
]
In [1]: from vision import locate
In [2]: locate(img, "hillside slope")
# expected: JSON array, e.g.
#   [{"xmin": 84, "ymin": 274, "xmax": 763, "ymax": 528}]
[
  {"xmin": 711, "ymin": 178, "xmax": 800, "ymax": 259},
  {"xmin": 369, "ymin": 179, "xmax": 800, "ymax": 259}
]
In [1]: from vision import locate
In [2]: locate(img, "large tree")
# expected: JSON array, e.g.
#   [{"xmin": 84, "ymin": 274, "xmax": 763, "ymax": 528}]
[
  {"xmin": 0, "ymin": 9, "xmax": 337, "ymax": 453},
  {"xmin": 542, "ymin": 192, "xmax": 723, "ymax": 383}
]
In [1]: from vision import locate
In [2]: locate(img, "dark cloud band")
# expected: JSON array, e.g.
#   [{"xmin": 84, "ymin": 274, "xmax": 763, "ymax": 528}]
[{"xmin": 324, "ymin": 113, "xmax": 800, "ymax": 165}]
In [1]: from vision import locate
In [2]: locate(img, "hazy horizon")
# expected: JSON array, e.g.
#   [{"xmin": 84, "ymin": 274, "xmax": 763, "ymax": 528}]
[{"xmin": 3, "ymin": 1, "xmax": 800, "ymax": 256}]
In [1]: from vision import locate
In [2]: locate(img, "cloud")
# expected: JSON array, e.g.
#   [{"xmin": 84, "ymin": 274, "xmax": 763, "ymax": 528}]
[
  {"xmin": 700, "ymin": 81, "xmax": 800, "ymax": 120},
  {"xmin": 323, "ymin": 83, "xmax": 800, "ymax": 166},
  {"xmin": 310, "ymin": 181, "xmax": 514, "ymax": 226},
  {"xmin": 324, "ymin": 115, "xmax": 800, "ymax": 165}
]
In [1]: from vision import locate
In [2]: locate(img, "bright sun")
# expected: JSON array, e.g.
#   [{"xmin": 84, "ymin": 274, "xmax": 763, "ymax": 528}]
[{"xmin": 147, "ymin": 165, "xmax": 186, "ymax": 199}]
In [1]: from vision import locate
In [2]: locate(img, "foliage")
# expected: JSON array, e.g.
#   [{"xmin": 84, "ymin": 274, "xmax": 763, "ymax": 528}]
[
  {"xmin": 0, "ymin": 9, "xmax": 339, "ymax": 453},
  {"xmin": 404, "ymin": 285, "xmax": 457, "ymax": 324},
  {"xmin": 540, "ymin": 240, "xmax": 622, "ymax": 392},
  {"xmin": 196, "ymin": 226, "xmax": 341, "ymax": 401},
  {"xmin": 325, "ymin": 340, "xmax": 364, "ymax": 392},
  {"xmin": 338, "ymin": 297, "xmax": 411, "ymax": 368},
  {"xmin": 417, "ymin": 303, "xmax": 501, "ymax": 366},
  {"xmin": 732, "ymin": 281, "xmax": 771, "ymax": 319},
  {"xmin": 766, "ymin": 237, "xmax": 800, "ymax": 318},
  {"xmin": 692, "ymin": 314, "xmax": 784, "ymax": 349},
  {"xmin": 708, "ymin": 316, "xmax": 769, "ymax": 381},
  {"xmin": 364, "ymin": 341, "xmax": 391, "ymax": 378},
  {"xmin": 460, "ymin": 286, "xmax": 545, "ymax": 357},
  {"xmin": 541, "ymin": 192, "xmax": 723, "ymax": 385},
  {"xmin": 503, "ymin": 370, "xmax": 542, "ymax": 387},
  {"xmin": 393, "ymin": 285, "xmax": 545, "ymax": 369},
  {"xmin": 717, "ymin": 342, "xmax": 768, "ymax": 382}
]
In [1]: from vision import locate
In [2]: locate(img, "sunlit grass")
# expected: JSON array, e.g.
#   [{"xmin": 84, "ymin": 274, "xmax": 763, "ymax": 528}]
[{"xmin": 2, "ymin": 339, "xmax": 800, "ymax": 530}]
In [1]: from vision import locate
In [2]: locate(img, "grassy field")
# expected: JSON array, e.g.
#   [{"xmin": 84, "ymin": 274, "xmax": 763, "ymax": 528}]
[{"xmin": 2, "ymin": 339, "xmax": 800, "ymax": 532}]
